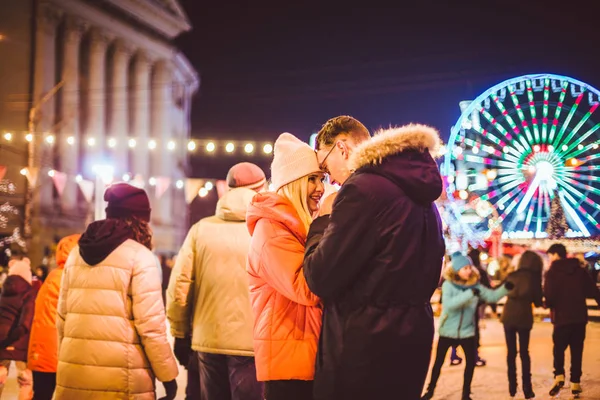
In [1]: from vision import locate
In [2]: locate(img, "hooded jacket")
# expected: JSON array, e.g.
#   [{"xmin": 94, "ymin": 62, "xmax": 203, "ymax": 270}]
[
  {"xmin": 167, "ymin": 187, "xmax": 256, "ymax": 356},
  {"xmin": 28, "ymin": 234, "xmax": 80, "ymax": 373},
  {"xmin": 439, "ymin": 267, "xmax": 508, "ymax": 339},
  {"xmin": 544, "ymin": 257, "xmax": 600, "ymax": 326},
  {"xmin": 501, "ymin": 258, "xmax": 543, "ymax": 330},
  {"xmin": 302, "ymin": 125, "xmax": 446, "ymax": 400},
  {"xmin": 55, "ymin": 221, "xmax": 178, "ymax": 399},
  {"xmin": 0, "ymin": 259, "xmax": 35, "ymax": 361},
  {"xmin": 246, "ymin": 192, "xmax": 322, "ymax": 381}
]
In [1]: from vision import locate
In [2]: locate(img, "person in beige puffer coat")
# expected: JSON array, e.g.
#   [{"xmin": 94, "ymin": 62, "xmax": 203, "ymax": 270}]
[
  {"xmin": 167, "ymin": 162, "xmax": 266, "ymax": 400},
  {"xmin": 56, "ymin": 183, "xmax": 178, "ymax": 400}
]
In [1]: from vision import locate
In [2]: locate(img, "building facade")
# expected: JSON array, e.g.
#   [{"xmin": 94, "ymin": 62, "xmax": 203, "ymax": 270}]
[{"xmin": 0, "ymin": 0, "xmax": 199, "ymax": 264}]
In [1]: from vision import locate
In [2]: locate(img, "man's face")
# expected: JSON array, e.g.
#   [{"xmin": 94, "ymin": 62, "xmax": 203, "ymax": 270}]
[{"xmin": 317, "ymin": 142, "xmax": 351, "ymax": 185}]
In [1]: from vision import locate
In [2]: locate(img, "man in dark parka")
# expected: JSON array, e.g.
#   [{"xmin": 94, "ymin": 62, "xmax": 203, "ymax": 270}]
[{"xmin": 303, "ymin": 116, "xmax": 446, "ymax": 400}]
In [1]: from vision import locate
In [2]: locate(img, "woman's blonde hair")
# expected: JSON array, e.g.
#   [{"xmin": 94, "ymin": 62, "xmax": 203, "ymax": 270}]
[{"xmin": 277, "ymin": 175, "xmax": 314, "ymax": 232}]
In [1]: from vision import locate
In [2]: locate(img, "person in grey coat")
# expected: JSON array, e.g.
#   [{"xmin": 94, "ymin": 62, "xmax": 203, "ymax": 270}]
[{"xmin": 501, "ymin": 250, "xmax": 543, "ymax": 399}]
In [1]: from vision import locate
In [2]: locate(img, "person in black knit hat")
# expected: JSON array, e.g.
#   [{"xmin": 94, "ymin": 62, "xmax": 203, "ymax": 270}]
[{"xmin": 55, "ymin": 182, "xmax": 179, "ymax": 400}]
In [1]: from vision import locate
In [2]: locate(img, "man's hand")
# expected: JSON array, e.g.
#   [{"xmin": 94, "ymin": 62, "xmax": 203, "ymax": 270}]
[
  {"xmin": 319, "ymin": 192, "xmax": 337, "ymax": 217},
  {"xmin": 173, "ymin": 337, "xmax": 192, "ymax": 367}
]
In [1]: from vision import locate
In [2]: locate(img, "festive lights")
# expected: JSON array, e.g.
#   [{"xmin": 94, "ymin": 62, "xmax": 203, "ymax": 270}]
[
  {"xmin": 187, "ymin": 141, "xmax": 196, "ymax": 151},
  {"xmin": 443, "ymin": 73, "xmax": 600, "ymax": 238},
  {"xmin": 128, "ymin": 138, "xmax": 137, "ymax": 148},
  {"xmin": 263, "ymin": 143, "xmax": 273, "ymax": 154},
  {"xmin": 206, "ymin": 142, "xmax": 216, "ymax": 152},
  {"xmin": 244, "ymin": 143, "xmax": 254, "ymax": 153},
  {"xmin": 67, "ymin": 136, "xmax": 75, "ymax": 145},
  {"xmin": 225, "ymin": 143, "xmax": 235, "ymax": 153},
  {"xmin": 148, "ymin": 139, "xmax": 157, "ymax": 150},
  {"xmin": 45, "ymin": 135, "xmax": 55, "ymax": 144},
  {"xmin": 87, "ymin": 137, "xmax": 96, "ymax": 147},
  {"xmin": 3, "ymin": 132, "xmax": 12, "ymax": 141}
]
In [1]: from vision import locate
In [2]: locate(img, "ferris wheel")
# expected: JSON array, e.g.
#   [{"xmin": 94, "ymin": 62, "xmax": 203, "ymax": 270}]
[{"xmin": 442, "ymin": 73, "xmax": 600, "ymax": 239}]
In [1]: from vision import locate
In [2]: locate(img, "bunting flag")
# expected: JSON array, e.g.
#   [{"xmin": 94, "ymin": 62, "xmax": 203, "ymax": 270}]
[
  {"xmin": 77, "ymin": 179, "xmax": 95, "ymax": 203},
  {"xmin": 51, "ymin": 171, "xmax": 68, "ymax": 196},
  {"xmin": 184, "ymin": 178, "xmax": 204, "ymax": 204},
  {"xmin": 155, "ymin": 177, "xmax": 171, "ymax": 199},
  {"xmin": 0, "ymin": 165, "xmax": 6, "ymax": 181},
  {"xmin": 216, "ymin": 180, "xmax": 228, "ymax": 199},
  {"xmin": 131, "ymin": 174, "xmax": 145, "ymax": 189},
  {"xmin": 25, "ymin": 167, "xmax": 39, "ymax": 187}
]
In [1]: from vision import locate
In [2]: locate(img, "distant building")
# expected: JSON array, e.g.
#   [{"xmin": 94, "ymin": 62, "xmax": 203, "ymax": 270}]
[{"xmin": 0, "ymin": 0, "xmax": 199, "ymax": 264}]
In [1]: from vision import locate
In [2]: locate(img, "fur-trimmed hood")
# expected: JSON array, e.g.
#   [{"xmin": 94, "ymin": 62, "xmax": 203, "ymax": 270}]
[
  {"xmin": 349, "ymin": 124, "xmax": 443, "ymax": 205},
  {"xmin": 443, "ymin": 265, "xmax": 481, "ymax": 288}
]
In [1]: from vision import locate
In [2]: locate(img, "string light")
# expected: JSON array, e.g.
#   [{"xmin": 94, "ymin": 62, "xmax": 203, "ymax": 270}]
[
  {"xmin": 263, "ymin": 143, "xmax": 273, "ymax": 154},
  {"xmin": 48, "ymin": 170, "xmax": 55, "ymax": 177},
  {"xmin": 75, "ymin": 174, "xmax": 83, "ymax": 182},
  {"xmin": 128, "ymin": 138, "xmax": 137, "ymax": 148},
  {"xmin": 204, "ymin": 181, "xmax": 214, "ymax": 191},
  {"xmin": 148, "ymin": 139, "xmax": 157, "ymax": 150},
  {"xmin": 67, "ymin": 136, "xmax": 75, "ymax": 145},
  {"xmin": 149, "ymin": 177, "xmax": 157, "ymax": 186},
  {"xmin": 19, "ymin": 168, "xmax": 27, "ymax": 176},
  {"xmin": 45, "ymin": 135, "xmax": 55, "ymax": 144},
  {"xmin": 167, "ymin": 140, "xmax": 176, "ymax": 151},
  {"xmin": 87, "ymin": 137, "xmax": 96, "ymax": 147},
  {"xmin": 175, "ymin": 179, "xmax": 184, "ymax": 189},
  {"xmin": 225, "ymin": 143, "xmax": 234, "ymax": 153},
  {"xmin": 198, "ymin": 187, "xmax": 209, "ymax": 198},
  {"xmin": 187, "ymin": 140, "xmax": 196, "ymax": 151},
  {"xmin": 244, "ymin": 143, "xmax": 254, "ymax": 153},
  {"xmin": 122, "ymin": 173, "xmax": 131, "ymax": 182},
  {"xmin": 25, "ymin": 133, "xmax": 33, "ymax": 142},
  {"xmin": 206, "ymin": 142, "xmax": 215, "ymax": 152},
  {"xmin": 4, "ymin": 132, "xmax": 12, "ymax": 141},
  {"xmin": 107, "ymin": 137, "xmax": 117, "ymax": 148}
]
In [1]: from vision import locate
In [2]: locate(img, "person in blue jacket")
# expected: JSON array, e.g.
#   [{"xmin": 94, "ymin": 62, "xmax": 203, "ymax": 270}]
[{"xmin": 422, "ymin": 252, "xmax": 513, "ymax": 400}]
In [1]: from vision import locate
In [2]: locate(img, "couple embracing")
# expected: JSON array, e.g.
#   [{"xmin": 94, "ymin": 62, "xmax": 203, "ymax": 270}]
[{"xmin": 247, "ymin": 116, "xmax": 446, "ymax": 400}]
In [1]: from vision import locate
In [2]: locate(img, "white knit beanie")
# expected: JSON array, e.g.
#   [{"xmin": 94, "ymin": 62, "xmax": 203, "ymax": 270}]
[{"xmin": 271, "ymin": 133, "xmax": 321, "ymax": 191}]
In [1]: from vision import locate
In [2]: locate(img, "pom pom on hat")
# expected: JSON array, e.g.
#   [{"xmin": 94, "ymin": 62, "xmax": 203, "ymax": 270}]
[
  {"xmin": 226, "ymin": 162, "xmax": 266, "ymax": 190},
  {"xmin": 451, "ymin": 251, "xmax": 473, "ymax": 272},
  {"xmin": 271, "ymin": 132, "xmax": 321, "ymax": 191},
  {"xmin": 104, "ymin": 182, "xmax": 151, "ymax": 222}
]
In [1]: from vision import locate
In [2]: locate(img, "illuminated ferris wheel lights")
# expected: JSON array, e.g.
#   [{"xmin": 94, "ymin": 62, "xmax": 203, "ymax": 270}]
[
  {"xmin": 528, "ymin": 165, "xmax": 536, "ymax": 173},
  {"xmin": 486, "ymin": 169, "xmax": 498, "ymax": 181},
  {"xmin": 594, "ymin": 143, "xmax": 599, "ymax": 150},
  {"xmin": 447, "ymin": 175, "xmax": 455, "ymax": 183},
  {"xmin": 458, "ymin": 190, "xmax": 469, "ymax": 200},
  {"xmin": 472, "ymin": 146, "xmax": 479, "ymax": 154},
  {"xmin": 536, "ymin": 161, "xmax": 555, "ymax": 180},
  {"xmin": 569, "ymin": 158, "xmax": 579, "ymax": 166},
  {"xmin": 503, "ymin": 147, "xmax": 510, "ymax": 153},
  {"xmin": 562, "ymin": 144, "xmax": 569, "ymax": 151},
  {"xmin": 533, "ymin": 144, "xmax": 541, "ymax": 152},
  {"xmin": 578, "ymin": 144, "xmax": 584, "ymax": 150},
  {"xmin": 548, "ymin": 145, "xmax": 555, "ymax": 152}
]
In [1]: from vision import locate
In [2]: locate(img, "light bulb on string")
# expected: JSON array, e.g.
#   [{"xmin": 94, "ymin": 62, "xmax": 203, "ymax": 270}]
[
  {"xmin": 167, "ymin": 140, "xmax": 176, "ymax": 151},
  {"xmin": 149, "ymin": 177, "xmax": 157, "ymax": 186},
  {"xmin": 48, "ymin": 170, "xmax": 55, "ymax": 177},
  {"xmin": 187, "ymin": 141, "xmax": 196, "ymax": 151},
  {"xmin": 148, "ymin": 140, "xmax": 157, "ymax": 150},
  {"xmin": 25, "ymin": 133, "xmax": 33, "ymax": 142},
  {"xmin": 198, "ymin": 187, "xmax": 209, "ymax": 198},
  {"xmin": 263, "ymin": 143, "xmax": 273, "ymax": 154},
  {"xmin": 122, "ymin": 173, "xmax": 131, "ymax": 182},
  {"xmin": 4, "ymin": 132, "xmax": 12, "ymax": 141},
  {"xmin": 206, "ymin": 142, "xmax": 216, "ymax": 152},
  {"xmin": 175, "ymin": 179, "xmax": 184, "ymax": 189},
  {"xmin": 225, "ymin": 143, "xmax": 235, "ymax": 153},
  {"xmin": 67, "ymin": 136, "xmax": 75, "ymax": 145},
  {"xmin": 75, "ymin": 174, "xmax": 83, "ymax": 183},
  {"xmin": 87, "ymin": 137, "xmax": 96, "ymax": 147},
  {"xmin": 20, "ymin": 168, "xmax": 27, "ymax": 176},
  {"xmin": 128, "ymin": 138, "xmax": 137, "ymax": 148},
  {"xmin": 107, "ymin": 138, "xmax": 117, "ymax": 148},
  {"xmin": 244, "ymin": 143, "xmax": 254, "ymax": 153},
  {"xmin": 45, "ymin": 135, "xmax": 55, "ymax": 144},
  {"xmin": 205, "ymin": 181, "xmax": 214, "ymax": 191}
]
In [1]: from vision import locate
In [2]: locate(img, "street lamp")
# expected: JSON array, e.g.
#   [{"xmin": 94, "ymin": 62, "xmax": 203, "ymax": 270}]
[{"xmin": 92, "ymin": 164, "xmax": 114, "ymax": 221}]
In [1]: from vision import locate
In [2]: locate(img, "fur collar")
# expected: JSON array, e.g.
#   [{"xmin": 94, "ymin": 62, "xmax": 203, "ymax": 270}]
[
  {"xmin": 349, "ymin": 124, "xmax": 442, "ymax": 172},
  {"xmin": 443, "ymin": 265, "xmax": 481, "ymax": 287}
]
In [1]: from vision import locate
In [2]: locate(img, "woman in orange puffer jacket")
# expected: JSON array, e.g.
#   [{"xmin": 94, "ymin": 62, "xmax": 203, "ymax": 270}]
[
  {"xmin": 247, "ymin": 132, "xmax": 325, "ymax": 400},
  {"xmin": 27, "ymin": 234, "xmax": 79, "ymax": 400}
]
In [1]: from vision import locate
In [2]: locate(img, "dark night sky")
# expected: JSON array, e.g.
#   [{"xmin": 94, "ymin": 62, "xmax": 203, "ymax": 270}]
[{"xmin": 174, "ymin": 1, "xmax": 600, "ymax": 220}]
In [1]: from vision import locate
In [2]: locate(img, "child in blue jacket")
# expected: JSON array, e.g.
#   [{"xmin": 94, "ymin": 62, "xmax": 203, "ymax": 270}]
[{"xmin": 422, "ymin": 252, "xmax": 513, "ymax": 400}]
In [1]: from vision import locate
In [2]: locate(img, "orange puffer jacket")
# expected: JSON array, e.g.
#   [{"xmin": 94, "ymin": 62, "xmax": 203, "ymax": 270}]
[
  {"xmin": 28, "ymin": 234, "xmax": 80, "ymax": 372},
  {"xmin": 246, "ymin": 192, "xmax": 322, "ymax": 382}
]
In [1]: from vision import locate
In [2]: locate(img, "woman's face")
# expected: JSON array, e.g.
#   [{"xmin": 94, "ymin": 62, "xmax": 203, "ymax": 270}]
[
  {"xmin": 307, "ymin": 172, "xmax": 326, "ymax": 213},
  {"xmin": 458, "ymin": 264, "xmax": 474, "ymax": 281}
]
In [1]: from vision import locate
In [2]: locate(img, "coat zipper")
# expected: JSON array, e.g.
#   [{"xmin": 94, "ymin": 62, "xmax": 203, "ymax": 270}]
[{"xmin": 457, "ymin": 309, "xmax": 464, "ymax": 339}]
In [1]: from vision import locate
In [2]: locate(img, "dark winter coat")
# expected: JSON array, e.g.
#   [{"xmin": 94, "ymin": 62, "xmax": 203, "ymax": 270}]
[
  {"xmin": 303, "ymin": 125, "xmax": 446, "ymax": 400},
  {"xmin": 501, "ymin": 263, "xmax": 543, "ymax": 330},
  {"xmin": 544, "ymin": 258, "xmax": 600, "ymax": 327},
  {"xmin": 0, "ymin": 275, "xmax": 36, "ymax": 361}
]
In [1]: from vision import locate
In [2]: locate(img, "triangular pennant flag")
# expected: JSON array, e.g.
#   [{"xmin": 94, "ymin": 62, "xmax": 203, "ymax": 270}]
[
  {"xmin": 131, "ymin": 174, "xmax": 145, "ymax": 189},
  {"xmin": 51, "ymin": 171, "xmax": 68, "ymax": 196},
  {"xmin": 216, "ymin": 180, "xmax": 228, "ymax": 199},
  {"xmin": 77, "ymin": 179, "xmax": 95, "ymax": 203},
  {"xmin": 184, "ymin": 178, "xmax": 203, "ymax": 204},
  {"xmin": 155, "ymin": 177, "xmax": 171, "ymax": 199},
  {"xmin": 25, "ymin": 167, "xmax": 39, "ymax": 187},
  {"xmin": 0, "ymin": 165, "xmax": 6, "ymax": 181}
]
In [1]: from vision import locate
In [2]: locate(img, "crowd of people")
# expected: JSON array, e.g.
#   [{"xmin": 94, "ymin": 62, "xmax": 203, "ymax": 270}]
[{"xmin": 0, "ymin": 115, "xmax": 599, "ymax": 400}]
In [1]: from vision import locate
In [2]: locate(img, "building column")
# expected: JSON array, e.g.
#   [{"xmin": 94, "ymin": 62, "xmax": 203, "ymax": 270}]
[
  {"xmin": 108, "ymin": 39, "xmax": 133, "ymax": 176},
  {"xmin": 131, "ymin": 51, "xmax": 151, "ymax": 182},
  {"xmin": 32, "ymin": 5, "xmax": 61, "ymax": 211},
  {"xmin": 59, "ymin": 16, "xmax": 86, "ymax": 212},
  {"xmin": 84, "ymin": 28, "xmax": 110, "ymax": 174},
  {"xmin": 151, "ymin": 60, "xmax": 173, "ymax": 224}
]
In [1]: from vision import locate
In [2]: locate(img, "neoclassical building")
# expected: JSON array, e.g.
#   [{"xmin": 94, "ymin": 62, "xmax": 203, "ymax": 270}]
[{"xmin": 0, "ymin": 0, "xmax": 199, "ymax": 264}]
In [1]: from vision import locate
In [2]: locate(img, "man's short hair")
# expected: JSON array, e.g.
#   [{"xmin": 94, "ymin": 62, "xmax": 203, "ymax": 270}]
[
  {"xmin": 547, "ymin": 243, "xmax": 567, "ymax": 259},
  {"xmin": 315, "ymin": 116, "xmax": 371, "ymax": 150}
]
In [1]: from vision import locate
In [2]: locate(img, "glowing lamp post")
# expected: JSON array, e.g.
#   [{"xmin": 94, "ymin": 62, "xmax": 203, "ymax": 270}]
[{"xmin": 92, "ymin": 164, "xmax": 114, "ymax": 221}]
